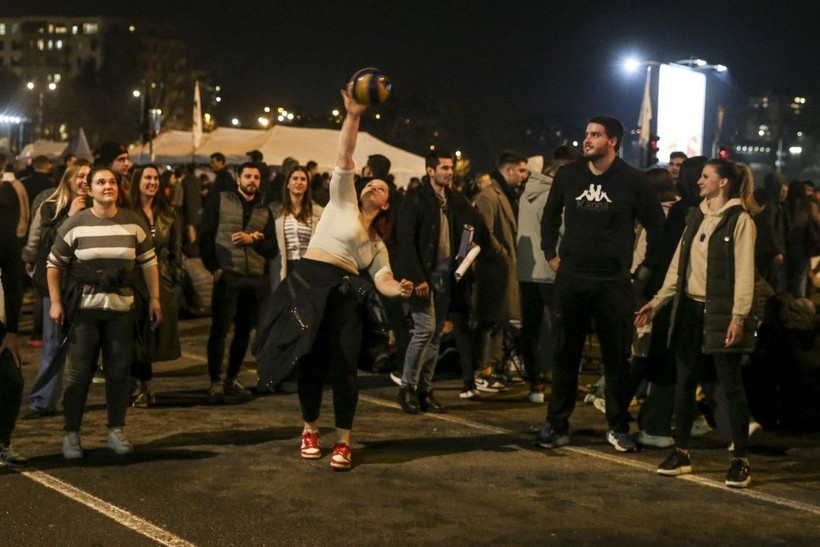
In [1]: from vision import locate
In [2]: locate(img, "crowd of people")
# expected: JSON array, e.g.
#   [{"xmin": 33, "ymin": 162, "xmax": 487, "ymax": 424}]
[{"xmin": 0, "ymin": 102, "xmax": 818, "ymax": 481}]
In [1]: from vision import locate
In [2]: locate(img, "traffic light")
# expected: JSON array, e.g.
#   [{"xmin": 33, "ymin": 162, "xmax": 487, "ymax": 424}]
[
  {"xmin": 646, "ymin": 135, "xmax": 659, "ymax": 167},
  {"xmin": 718, "ymin": 146, "xmax": 729, "ymax": 160}
]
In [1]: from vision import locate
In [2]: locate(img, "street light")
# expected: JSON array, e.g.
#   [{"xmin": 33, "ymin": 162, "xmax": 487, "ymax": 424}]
[{"xmin": 26, "ymin": 80, "xmax": 58, "ymax": 138}]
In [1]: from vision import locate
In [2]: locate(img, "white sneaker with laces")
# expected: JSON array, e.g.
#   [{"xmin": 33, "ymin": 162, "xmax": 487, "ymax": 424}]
[
  {"xmin": 63, "ymin": 431, "xmax": 84, "ymax": 459},
  {"xmin": 107, "ymin": 428, "xmax": 134, "ymax": 455}
]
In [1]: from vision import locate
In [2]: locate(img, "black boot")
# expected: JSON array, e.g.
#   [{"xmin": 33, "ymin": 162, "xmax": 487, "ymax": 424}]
[
  {"xmin": 418, "ymin": 390, "xmax": 444, "ymax": 413},
  {"xmin": 398, "ymin": 388, "xmax": 420, "ymax": 414}
]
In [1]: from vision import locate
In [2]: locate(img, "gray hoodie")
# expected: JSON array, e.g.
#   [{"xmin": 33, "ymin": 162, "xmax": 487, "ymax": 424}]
[{"xmin": 516, "ymin": 171, "xmax": 557, "ymax": 283}]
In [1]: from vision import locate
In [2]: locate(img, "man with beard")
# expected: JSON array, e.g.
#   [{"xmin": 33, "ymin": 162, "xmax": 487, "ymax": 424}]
[
  {"xmin": 394, "ymin": 150, "xmax": 458, "ymax": 414},
  {"xmin": 536, "ymin": 116, "xmax": 664, "ymax": 452},
  {"xmin": 199, "ymin": 163, "xmax": 277, "ymax": 403}
]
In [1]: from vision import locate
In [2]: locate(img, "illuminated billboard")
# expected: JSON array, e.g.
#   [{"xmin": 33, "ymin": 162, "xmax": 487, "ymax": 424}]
[{"xmin": 657, "ymin": 64, "xmax": 706, "ymax": 160}]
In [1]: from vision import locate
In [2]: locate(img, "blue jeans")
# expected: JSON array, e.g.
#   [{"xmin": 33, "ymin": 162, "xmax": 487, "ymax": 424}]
[
  {"xmin": 29, "ymin": 296, "xmax": 64, "ymax": 412},
  {"xmin": 401, "ymin": 283, "xmax": 450, "ymax": 394}
]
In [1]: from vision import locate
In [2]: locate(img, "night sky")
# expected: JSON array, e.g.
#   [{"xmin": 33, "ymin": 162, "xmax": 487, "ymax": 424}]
[{"xmin": 3, "ymin": 0, "xmax": 819, "ymax": 163}]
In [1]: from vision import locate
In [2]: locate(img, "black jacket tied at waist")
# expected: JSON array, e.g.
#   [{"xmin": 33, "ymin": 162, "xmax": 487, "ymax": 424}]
[{"xmin": 253, "ymin": 258, "xmax": 376, "ymax": 390}]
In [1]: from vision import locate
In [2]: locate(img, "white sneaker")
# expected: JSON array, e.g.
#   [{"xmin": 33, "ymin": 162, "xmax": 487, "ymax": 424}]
[
  {"xmin": 62, "ymin": 431, "xmax": 84, "ymax": 459},
  {"xmin": 528, "ymin": 390, "xmax": 545, "ymax": 404},
  {"xmin": 593, "ymin": 397, "xmax": 606, "ymax": 414},
  {"xmin": 107, "ymin": 428, "xmax": 134, "ymax": 455},
  {"xmin": 459, "ymin": 389, "xmax": 480, "ymax": 400},
  {"xmin": 389, "ymin": 372, "xmax": 402, "ymax": 387},
  {"xmin": 583, "ymin": 393, "xmax": 597, "ymax": 404}
]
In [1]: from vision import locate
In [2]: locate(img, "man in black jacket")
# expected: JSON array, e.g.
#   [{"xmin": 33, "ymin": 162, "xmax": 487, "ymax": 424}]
[
  {"xmin": 394, "ymin": 150, "xmax": 458, "ymax": 414},
  {"xmin": 210, "ymin": 152, "xmax": 235, "ymax": 194},
  {"xmin": 537, "ymin": 115, "xmax": 664, "ymax": 453},
  {"xmin": 199, "ymin": 163, "xmax": 277, "ymax": 403}
]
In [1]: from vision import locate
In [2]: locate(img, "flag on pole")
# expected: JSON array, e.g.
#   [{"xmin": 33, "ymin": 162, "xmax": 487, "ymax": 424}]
[
  {"xmin": 192, "ymin": 81, "xmax": 203, "ymax": 149},
  {"xmin": 637, "ymin": 70, "xmax": 652, "ymax": 147}
]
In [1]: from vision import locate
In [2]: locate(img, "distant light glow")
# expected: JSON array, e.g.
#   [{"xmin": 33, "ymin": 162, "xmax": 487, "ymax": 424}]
[
  {"xmin": 48, "ymin": 82, "xmax": 57, "ymax": 91},
  {"xmin": 331, "ymin": 109, "xmax": 340, "ymax": 117},
  {"xmin": 714, "ymin": 64, "xmax": 728, "ymax": 72},
  {"xmin": 258, "ymin": 117, "xmax": 270, "ymax": 127},
  {"xmin": 623, "ymin": 58, "xmax": 641, "ymax": 72},
  {"xmin": 26, "ymin": 81, "xmax": 35, "ymax": 90},
  {"xmin": 231, "ymin": 118, "xmax": 240, "ymax": 126},
  {"xmin": 789, "ymin": 146, "xmax": 802, "ymax": 155},
  {"xmin": 132, "ymin": 90, "xmax": 141, "ymax": 98}
]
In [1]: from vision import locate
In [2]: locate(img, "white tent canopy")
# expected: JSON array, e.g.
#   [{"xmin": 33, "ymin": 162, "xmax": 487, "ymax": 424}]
[{"xmin": 132, "ymin": 126, "xmax": 425, "ymax": 188}]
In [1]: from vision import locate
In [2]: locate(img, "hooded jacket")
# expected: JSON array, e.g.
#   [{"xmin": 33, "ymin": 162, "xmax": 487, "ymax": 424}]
[{"xmin": 516, "ymin": 171, "xmax": 556, "ymax": 283}]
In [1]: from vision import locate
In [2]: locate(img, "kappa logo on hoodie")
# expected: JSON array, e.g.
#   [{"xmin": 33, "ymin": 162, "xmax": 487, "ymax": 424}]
[{"xmin": 575, "ymin": 184, "xmax": 612, "ymax": 211}]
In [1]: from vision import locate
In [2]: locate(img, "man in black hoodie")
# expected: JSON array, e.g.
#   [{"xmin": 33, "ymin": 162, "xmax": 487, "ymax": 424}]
[{"xmin": 536, "ymin": 115, "xmax": 664, "ymax": 453}]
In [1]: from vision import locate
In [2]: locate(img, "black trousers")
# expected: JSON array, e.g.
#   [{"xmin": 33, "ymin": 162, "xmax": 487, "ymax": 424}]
[
  {"xmin": 547, "ymin": 272, "xmax": 634, "ymax": 434},
  {"xmin": 297, "ymin": 286, "xmax": 363, "ymax": 430},
  {"xmin": 672, "ymin": 295, "xmax": 750, "ymax": 457},
  {"xmin": 207, "ymin": 275, "xmax": 264, "ymax": 382},
  {"xmin": 0, "ymin": 348, "xmax": 23, "ymax": 446},
  {"xmin": 519, "ymin": 281, "xmax": 555, "ymax": 386}
]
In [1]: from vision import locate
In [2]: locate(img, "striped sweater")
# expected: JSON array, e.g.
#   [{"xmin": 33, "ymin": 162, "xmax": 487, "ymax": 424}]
[{"xmin": 47, "ymin": 208, "xmax": 157, "ymax": 312}]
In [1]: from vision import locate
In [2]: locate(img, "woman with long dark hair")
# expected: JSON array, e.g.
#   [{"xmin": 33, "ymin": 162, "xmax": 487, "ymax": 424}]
[
  {"xmin": 275, "ymin": 166, "xmax": 324, "ymax": 284},
  {"xmin": 129, "ymin": 165, "xmax": 183, "ymax": 407},
  {"xmin": 255, "ymin": 89, "xmax": 412, "ymax": 471},
  {"xmin": 636, "ymin": 158, "xmax": 758, "ymax": 488}
]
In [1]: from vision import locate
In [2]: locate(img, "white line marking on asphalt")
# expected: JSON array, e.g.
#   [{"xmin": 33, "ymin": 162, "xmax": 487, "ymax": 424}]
[
  {"xmin": 19, "ymin": 469, "xmax": 196, "ymax": 546},
  {"xmin": 359, "ymin": 394, "xmax": 820, "ymax": 517}
]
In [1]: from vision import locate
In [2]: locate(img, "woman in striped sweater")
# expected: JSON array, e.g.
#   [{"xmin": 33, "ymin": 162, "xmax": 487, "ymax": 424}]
[{"xmin": 47, "ymin": 167, "xmax": 162, "ymax": 460}]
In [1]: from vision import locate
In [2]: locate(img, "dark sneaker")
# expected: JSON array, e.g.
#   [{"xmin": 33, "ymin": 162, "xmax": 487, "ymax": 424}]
[
  {"xmin": 21, "ymin": 407, "xmax": 56, "ymax": 420},
  {"xmin": 207, "ymin": 381, "xmax": 225, "ymax": 404},
  {"xmin": 0, "ymin": 445, "xmax": 28, "ymax": 468},
  {"xmin": 224, "ymin": 378, "xmax": 253, "ymax": 400},
  {"xmin": 725, "ymin": 458, "xmax": 752, "ymax": 488},
  {"xmin": 657, "ymin": 448, "xmax": 693, "ymax": 476},
  {"xmin": 606, "ymin": 430, "xmax": 637, "ymax": 452},
  {"xmin": 534, "ymin": 423, "xmax": 570, "ymax": 448}
]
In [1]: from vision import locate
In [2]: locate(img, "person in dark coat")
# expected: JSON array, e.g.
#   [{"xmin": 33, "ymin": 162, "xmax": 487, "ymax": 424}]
[{"xmin": 472, "ymin": 151, "xmax": 527, "ymax": 392}]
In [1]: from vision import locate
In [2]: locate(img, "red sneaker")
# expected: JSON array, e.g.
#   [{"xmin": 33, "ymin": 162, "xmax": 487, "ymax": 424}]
[
  {"xmin": 300, "ymin": 431, "xmax": 321, "ymax": 459},
  {"xmin": 330, "ymin": 443, "xmax": 351, "ymax": 471}
]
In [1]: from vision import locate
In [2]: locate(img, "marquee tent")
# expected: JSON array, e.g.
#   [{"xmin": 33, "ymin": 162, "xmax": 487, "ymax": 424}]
[{"xmin": 132, "ymin": 126, "xmax": 425, "ymax": 188}]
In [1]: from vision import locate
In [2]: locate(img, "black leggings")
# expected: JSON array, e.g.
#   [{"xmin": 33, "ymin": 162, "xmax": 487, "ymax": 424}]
[
  {"xmin": 297, "ymin": 286, "xmax": 363, "ymax": 430},
  {"xmin": 0, "ymin": 348, "xmax": 24, "ymax": 446},
  {"xmin": 673, "ymin": 296, "xmax": 750, "ymax": 457}
]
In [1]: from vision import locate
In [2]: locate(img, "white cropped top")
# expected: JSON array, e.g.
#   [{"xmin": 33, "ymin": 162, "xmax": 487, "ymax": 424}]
[{"xmin": 308, "ymin": 167, "xmax": 392, "ymax": 279}]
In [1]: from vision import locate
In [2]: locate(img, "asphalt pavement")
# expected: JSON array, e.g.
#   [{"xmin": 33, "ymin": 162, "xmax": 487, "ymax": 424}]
[{"xmin": 3, "ymin": 313, "xmax": 819, "ymax": 546}]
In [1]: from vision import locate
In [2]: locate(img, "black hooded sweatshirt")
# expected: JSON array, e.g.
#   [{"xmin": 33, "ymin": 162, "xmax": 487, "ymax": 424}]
[{"xmin": 541, "ymin": 156, "xmax": 664, "ymax": 281}]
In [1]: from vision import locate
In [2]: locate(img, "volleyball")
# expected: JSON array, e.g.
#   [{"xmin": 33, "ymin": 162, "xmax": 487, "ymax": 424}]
[{"xmin": 348, "ymin": 67, "xmax": 391, "ymax": 106}]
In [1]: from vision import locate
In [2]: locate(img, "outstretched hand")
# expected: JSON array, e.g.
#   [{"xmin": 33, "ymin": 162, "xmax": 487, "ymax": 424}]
[{"xmin": 634, "ymin": 303, "xmax": 655, "ymax": 327}]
